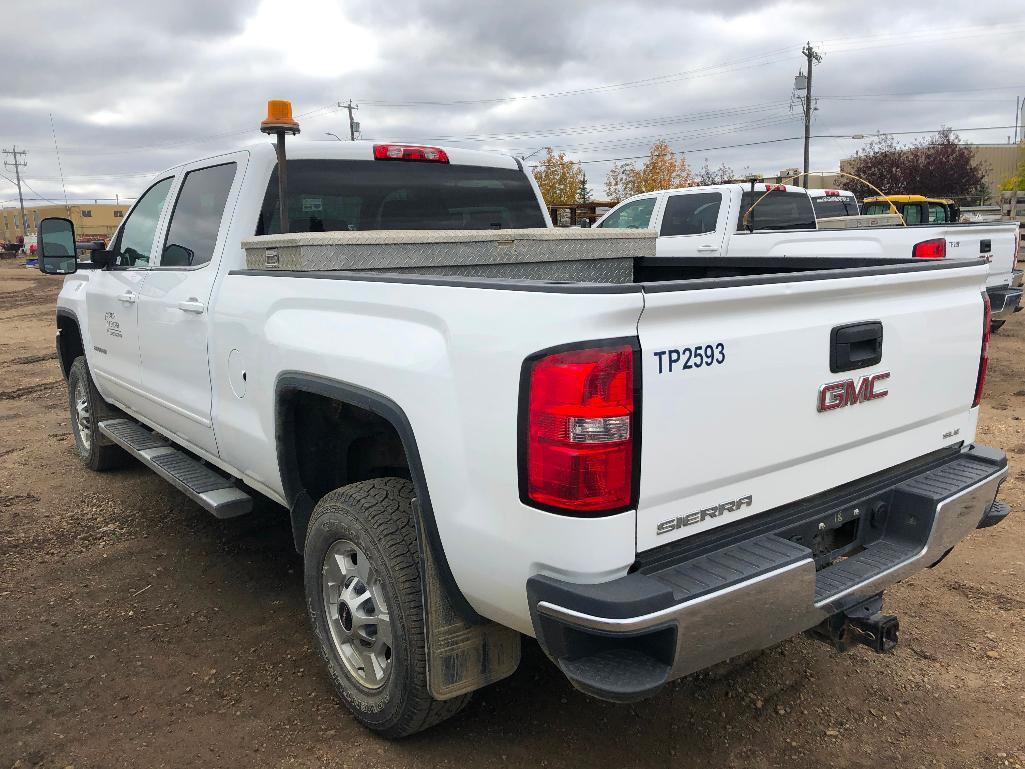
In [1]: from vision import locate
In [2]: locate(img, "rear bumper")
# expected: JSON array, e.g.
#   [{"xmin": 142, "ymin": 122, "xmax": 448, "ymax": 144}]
[
  {"xmin": 988, "ymin": 285, "xmax": 1023, "ymax": 319},
  {"xmin": 528, "ymin": 445, "xmax": 1008, "ymax": 702}
]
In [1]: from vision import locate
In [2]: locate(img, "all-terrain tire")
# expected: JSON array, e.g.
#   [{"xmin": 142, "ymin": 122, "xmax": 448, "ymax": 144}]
[
  {"xmin": 304, "ymin": 478, "xmax": 470, "ymax": 738},
  {"xmin": 67, "ymin": 356, "xmax": 127, "ymax": 471}
]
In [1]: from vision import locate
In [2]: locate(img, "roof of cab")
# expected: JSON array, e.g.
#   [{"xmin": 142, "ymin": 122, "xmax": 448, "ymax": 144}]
[
  {"xmin": 155, "ymin": 139, "xmax": 523, "ymax": 178},
  {"xmin": 863, "ymin": 194, "xmax": 955, "ymax": 204}
]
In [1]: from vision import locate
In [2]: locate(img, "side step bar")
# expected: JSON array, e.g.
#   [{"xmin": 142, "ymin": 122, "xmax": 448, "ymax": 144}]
[{"xmin": 99, "ymin": 418, "xmax": 252, "ymax": 519}]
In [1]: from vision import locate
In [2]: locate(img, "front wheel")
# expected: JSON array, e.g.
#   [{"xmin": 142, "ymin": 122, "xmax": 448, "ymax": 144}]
[
  {"xmin": 304, "ymin": 478, "xmax": 470, "ymax": 738},
  {"xmin": 67, "ymin": 357, "xmax": 127, "ymax": 471}
]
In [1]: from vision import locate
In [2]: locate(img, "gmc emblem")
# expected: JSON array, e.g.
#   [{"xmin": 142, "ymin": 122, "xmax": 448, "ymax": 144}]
[{"xmin": 817, "ymin": 372, "xmax": 890, "ymax": 412}]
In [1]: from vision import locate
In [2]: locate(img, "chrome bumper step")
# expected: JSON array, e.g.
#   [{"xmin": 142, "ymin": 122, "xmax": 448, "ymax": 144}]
[{"xmin": 98, "ymin": 419, "xmax": 252, "ymax": 519}]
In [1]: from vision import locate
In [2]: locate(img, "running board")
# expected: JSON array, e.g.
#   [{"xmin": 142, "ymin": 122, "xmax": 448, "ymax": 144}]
[{"xmin": 98, "ymin": 418, "xmax": 252, "ymax": 519}]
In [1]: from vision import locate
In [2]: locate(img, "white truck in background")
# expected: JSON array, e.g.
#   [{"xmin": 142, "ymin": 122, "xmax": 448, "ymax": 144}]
[
  {"xmin": 598, "ymin": 183, "xmax": 1023, "ymax": 329},
  {"xmin": 35, "ymin": 140, "xmax": 1011, "ymax": 738}
]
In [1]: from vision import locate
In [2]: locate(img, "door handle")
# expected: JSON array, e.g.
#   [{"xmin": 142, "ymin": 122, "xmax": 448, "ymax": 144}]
[
  {"xmin": 177, "ymin": 299, "xmax": 206, "ymax": 314},
  {"xmin": 118, "ymin": 291, "xmax": 137, "ymax": 304},
  {"xmin": 696, "ymin": 245, "xmax": 719, "ymax": 253}
]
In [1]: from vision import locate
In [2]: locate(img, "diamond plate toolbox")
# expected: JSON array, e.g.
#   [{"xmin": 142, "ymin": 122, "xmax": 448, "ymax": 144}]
[{"xmin": 240, "ymin": 229, "xmax": 655, "ymax": 283}]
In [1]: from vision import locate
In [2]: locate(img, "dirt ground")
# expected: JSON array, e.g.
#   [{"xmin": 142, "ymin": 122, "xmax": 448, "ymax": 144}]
[{"xmin": 1, "ymin": 260, "xmax": 1022, "ymax": 769}]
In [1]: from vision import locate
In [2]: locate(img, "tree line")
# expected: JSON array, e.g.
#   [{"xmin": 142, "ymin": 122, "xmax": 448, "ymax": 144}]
[{"xmin": 531, "ymin": 128, "xmax": 1009, "ymax": 206}]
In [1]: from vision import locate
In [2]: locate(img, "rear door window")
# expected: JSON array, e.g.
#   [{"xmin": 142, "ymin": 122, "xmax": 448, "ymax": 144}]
[
  {"xmin": 257, "ymin": 160, "xmax": 545, "ymax": 234},
  {"xmin": 599, "ymin": 197, "xmax": 657, "ymax": 229},
  {"xmin": 160, "ymin": 163, "xmax": 237, "ymax": 267},
  {"xmin": 659, "ymin": 193, "xmax": 722, "ymax": 236}
]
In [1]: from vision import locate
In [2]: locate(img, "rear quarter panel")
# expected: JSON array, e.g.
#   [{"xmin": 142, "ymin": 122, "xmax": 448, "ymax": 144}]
[{"xmin": 211, "ymin": 274, "xmax": 644, "ymax": 634}]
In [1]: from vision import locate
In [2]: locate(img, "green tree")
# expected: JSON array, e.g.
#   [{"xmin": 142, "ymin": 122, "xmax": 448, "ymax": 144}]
[{"xmin": 576, "ymin": 172, "xmax": 592, "ymax": 204}]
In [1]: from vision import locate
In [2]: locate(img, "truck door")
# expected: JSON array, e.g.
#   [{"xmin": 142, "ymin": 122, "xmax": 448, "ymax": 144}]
[
  {"xmin": 654, "ymin": 190, "xmax": 728, "ymax": 257},
  {"xmin": 137, "ymin": 156, "xmax": 243, "ymax": 456},
  {"xmin": 85, "ymin": 176, "xmax": 174, "ymax": 408}
]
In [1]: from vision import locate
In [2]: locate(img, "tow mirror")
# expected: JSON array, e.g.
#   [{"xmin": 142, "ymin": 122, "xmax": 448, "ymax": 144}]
[{"xmin": 37, "ymin": 217, "xmax": 78, "ymax": 275}]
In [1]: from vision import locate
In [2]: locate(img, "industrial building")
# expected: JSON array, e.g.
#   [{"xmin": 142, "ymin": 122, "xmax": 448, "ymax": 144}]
[{"xmin": 0, "ymin": 202, "xmax": 128, "ymax": 245}]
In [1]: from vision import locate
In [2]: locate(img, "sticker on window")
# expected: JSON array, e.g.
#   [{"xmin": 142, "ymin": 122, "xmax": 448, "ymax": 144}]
[{"xmin": 302, "ymin": 198, "xmax": 323, "ymax": 213}]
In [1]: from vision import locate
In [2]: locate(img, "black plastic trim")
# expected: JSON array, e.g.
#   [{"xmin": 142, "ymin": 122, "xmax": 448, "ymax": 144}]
[
  {"xmin": 516, "ymin": 337, "xmax": 642, "ymax": 517},
  {"xmin": 638, "ymin": 256, "xmax": 987, "ymax": 293},
  {"xmin": 274, "ymin": 372, "xmax": 481, "ymax": 622},
  {"xmin": 55, "ymin": 307, "xmax": 81, "ymax": 379},
  {"xmin": 229, "ymin": 269, "xmax": 640, "ymax": 294}
]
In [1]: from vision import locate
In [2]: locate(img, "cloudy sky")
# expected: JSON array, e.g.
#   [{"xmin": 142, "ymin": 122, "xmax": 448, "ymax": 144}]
[{"xmin": 3, "ymin": 0, "xmax": 1023, "ymax": 207}]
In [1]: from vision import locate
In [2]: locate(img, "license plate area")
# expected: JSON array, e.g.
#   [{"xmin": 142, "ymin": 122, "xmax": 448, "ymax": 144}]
[{"xmin": 776, "ymin": 492, "xmax": 894, "ymax": 569}]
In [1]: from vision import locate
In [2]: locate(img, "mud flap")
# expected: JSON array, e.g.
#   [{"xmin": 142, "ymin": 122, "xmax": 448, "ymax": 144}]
[{"xmin": 420, "ymin": 524, "xmax": 521, "ymax": 700}]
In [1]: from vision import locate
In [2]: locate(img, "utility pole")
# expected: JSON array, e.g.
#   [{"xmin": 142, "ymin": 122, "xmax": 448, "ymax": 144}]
[
  {"xmin": 338, "ymin": 100, "xmax": 359, "ymax": 140},
  {"xmin": 796, "ymin": 42, "xmax": 822, "ymax": 188},
  {"xmin": 2, "ymin": 146, "xmax": 28, "ymax": 240}
]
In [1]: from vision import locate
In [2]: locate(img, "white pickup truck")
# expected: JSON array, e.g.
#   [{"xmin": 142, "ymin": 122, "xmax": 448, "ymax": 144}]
[
  {"xmin": 597, "ymin": 183, "xmax": 1024, "ymax": 329},
  {"xmin": 36, "ymin": 140, "xmax": 1010, "ymax": 738}
]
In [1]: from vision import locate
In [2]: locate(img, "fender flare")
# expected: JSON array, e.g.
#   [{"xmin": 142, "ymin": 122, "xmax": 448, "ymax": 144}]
[
  {"xmin": 274, "ymin": 372, "xmax": 482, "ymax": 623},
  {"xmin": 55, "ymin": 307, "xmax": 83, "ymax": 380}
]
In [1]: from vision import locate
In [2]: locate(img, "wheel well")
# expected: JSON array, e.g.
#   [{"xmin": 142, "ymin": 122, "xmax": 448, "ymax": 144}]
[
  {"xmin": 275, "ymin": 375, "xmax": 483, "ymax": 624},
  {"xmin": 56, "ymin": 313, "xmax": 84, "ymax": 379},
  {"xmin": 281, "ymin": 389, "xmax": 411, "ymax": 512}
]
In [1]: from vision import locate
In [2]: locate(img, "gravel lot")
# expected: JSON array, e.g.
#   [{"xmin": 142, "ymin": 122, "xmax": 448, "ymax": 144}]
[{"xmin": 1, "ymin": 260, "xmax": 1023, "ymax": 769}]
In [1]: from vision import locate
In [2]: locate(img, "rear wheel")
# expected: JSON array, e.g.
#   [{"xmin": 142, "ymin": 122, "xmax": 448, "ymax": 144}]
[
  {"xmin": 304, "ymin": 478, "xmax": 469, "ymax": 737},
  {"xmin": 67, "ymin": 356, "xmax": 127, "ymax": 471},
  {"xmin": 990, "ymin": 320, "xmax": 1006, "ymax": 332}
]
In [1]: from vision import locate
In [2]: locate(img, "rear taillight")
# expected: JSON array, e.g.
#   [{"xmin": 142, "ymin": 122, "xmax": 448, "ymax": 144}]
[
  {"xmin": 520, "ymin": 342, "xmax": 638, "ymax": 514},
  {"xmin": 373, "ymin": 143, "xmax": 449, "ymax": 163},
  {"xmin": 912, "ymin": 238, "xmax": 946, "ymax": 259},
  {"xmin": 974, "ymin": 293, "xmax": 991, "ymax": 408}
]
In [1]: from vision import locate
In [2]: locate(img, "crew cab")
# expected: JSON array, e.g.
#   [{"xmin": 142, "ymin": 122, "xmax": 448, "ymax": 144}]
[
  {"xmin": 597, "ymin": 183, "xmax": 1023, "ymax": 329},
  {"xmin": 36, "ymin": 139, "xmax": 1010, "ymax": 738}
]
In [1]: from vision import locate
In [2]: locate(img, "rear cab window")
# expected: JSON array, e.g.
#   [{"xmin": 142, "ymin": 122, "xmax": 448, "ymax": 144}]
[
  {"xmin": 811, "ymin": 195, "xmax": 859, "ymax": 218},
  {"xmin": 737, "ymin": 191, "xmax": 816, "ymax": 231},
  {"xmin": 256, "ymin": 160, "xmax": 546, "ymax": 234},
  {"xmin": 598, "ymin": 197, "xmax": 657, "ymax": 229}
]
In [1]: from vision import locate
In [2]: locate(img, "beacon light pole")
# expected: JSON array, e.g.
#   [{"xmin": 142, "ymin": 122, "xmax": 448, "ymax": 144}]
[{"xmin": 261, "ymin": 100, "xmax": 301, "ymax": 233}]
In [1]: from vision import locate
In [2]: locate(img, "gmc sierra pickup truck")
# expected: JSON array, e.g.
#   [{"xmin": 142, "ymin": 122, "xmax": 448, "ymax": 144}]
[
  {"xmin": 36, "ymin": 140, "xmax": 1010, "ymax": 738},
  {"xmin": 597, "ymin": 183, "xmax": 1024, "ymax": 329}
]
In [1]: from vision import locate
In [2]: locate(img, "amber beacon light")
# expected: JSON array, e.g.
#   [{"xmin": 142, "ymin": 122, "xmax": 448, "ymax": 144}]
[
  {"xmin": 261, "ymin": 99, "xmax": 301, "ymax": 135},
  {"xmin": 260, "ymin": 100, "xmax": 300, "ymax": 233}
]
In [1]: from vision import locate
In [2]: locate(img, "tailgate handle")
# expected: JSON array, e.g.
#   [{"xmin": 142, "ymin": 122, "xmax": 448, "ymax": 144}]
[
  {"xmin": 980, "ymin": 239, "xmax": 991, "ymax": 254},
  {"xmin": 830, "ymin": 322, "xmax": 883, "ymax": 373}
]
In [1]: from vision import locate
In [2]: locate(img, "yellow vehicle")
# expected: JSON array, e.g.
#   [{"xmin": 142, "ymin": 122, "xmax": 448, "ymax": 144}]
[{"xmin": 862, "ymin": 195, "xmax": 960, "ymax": 225}]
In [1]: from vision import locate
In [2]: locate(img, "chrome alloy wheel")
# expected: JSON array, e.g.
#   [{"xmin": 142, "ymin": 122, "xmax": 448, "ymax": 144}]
[
  {"xmin": 74, "ymin": 377, "xmax": 92, "ymax": 451},
  {"xmin": 321, "ymin": 539, "xmax": 393, "ymax": 689}
]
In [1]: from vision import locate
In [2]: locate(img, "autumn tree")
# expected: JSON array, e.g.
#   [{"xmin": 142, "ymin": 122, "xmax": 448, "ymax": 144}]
[
  {"xmin": 532, "ymin": 148, "xmax": 585, "ymax": 205},
  {"xmin": 843, "ymin": 128, "xmax": 987, "ymax": 201},
  {"xmin": 604, "ymin": 140, "xmax": 695, "ymax": 200},
  {"xmin": 697, "ymin": 159, "xmax": 736, "ymax": 185},
  {"xmin": 999, "ymin": 145, "xmax": 1025, "ymax": 191}
]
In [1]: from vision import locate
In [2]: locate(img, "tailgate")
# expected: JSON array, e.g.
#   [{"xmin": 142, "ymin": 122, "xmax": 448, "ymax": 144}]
[{"xmin": 635, "ymin": 263, "xmax": 988, "ymax": 552}]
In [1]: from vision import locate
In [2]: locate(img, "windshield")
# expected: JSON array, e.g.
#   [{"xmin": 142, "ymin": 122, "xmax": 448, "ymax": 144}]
[
  {"xmin": 737, "ymin": 191, "xmax": 817, "ymax": 231},
  {"xmin": 811, "ymin": 195, "xmax": 859, "ymax": 218},
  {"xmin": 256, "ymin": 159, "xmax": 546, "ymax": 234}
]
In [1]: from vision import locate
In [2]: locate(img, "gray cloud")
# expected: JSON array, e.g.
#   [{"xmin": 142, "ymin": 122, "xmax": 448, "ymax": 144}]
[{"xmin": 3, "ymin": 0, "xmax": 1022, "ymax": 207}]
